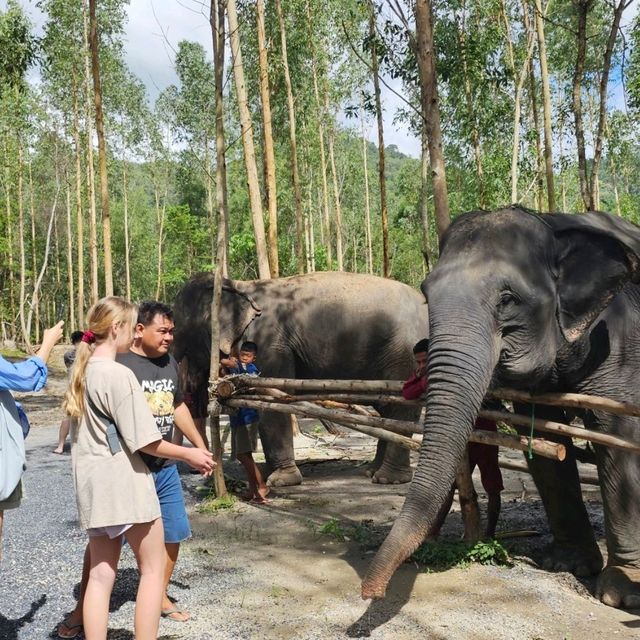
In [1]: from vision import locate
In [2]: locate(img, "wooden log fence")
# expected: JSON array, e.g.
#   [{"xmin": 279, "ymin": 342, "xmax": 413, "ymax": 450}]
[
  {"xmin": 215, "ymin": 374, "xmax": 639, "ymax": 542},
  {"xmin": 221, "ymin": 376, "xmax": 640, "ymax": 457},
  {"xmin": 226, "ymin": 374, "xmax": 640, "ymax": 419},
  {"xmin": 225, "ymin": 397, "xmax": 567, "ymax": 461}
]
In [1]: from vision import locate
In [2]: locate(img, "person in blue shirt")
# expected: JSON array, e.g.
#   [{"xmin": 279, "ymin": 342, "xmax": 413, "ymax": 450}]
[
  {"xmin": 221, "ymin": 341, "xmax": 269, "ymax": 503},
  {"xmin": 0, "ymin": 320, "xmax": 64, "ymax": 561}
]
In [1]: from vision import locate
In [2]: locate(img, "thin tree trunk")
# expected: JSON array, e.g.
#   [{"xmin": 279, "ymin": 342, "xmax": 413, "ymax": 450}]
[
  {"xmin": 415, "ymin": 0, "xmax": 450, "ymax": 243},
  {"xmin": 30, "ymin": 176, "xmax": 60, "ymax": 350},
  {"xmin": 204, "ymin": 140, "xmax": 216, "ymax": 264},
  {"xmin": 275, "ymin": 0, "xmax": 305, "ymax": 274},
  {"xmin": 4, "ymin": 142, "xmax": 16, "ymax": 340},
  {"xmin": 153, "ymin": 182, "xmax": 168, "ymax": 300},
  {"xmin": 456, "ymin": 1, "xmax": 484, "ymax": 206},
  {"xmin": 65, "ymin": 167, "xmax": 76, "ymax": 330},
  {"xmin": 211, "ymin": 0, "xmax": 230, "ymax": 276},
  {"xmin": 521, "ymin": 1, "xmax": 544, "ymax": 210},
  {"xmin": 88, "ymin": 0, "xmax": 113, "ymax": 296},
  {"xmin": 27, "ymin": 162, "xmax": 39, "ymax": 341},
  {"xmin": 326, "ymin": 99, "xmax": 343, "ymax": 271},
  {"xmin": 534, "ymin": 0, "xmax": 556, "ymax": 211},
  {"xmin": 589, "ymin": 0, "xmax": 632, "ymax": 210},
  {"xmin": 362, "ymin": 114, "xmax": 373, "ymax": 274},
  {"xmin": 419, "ymin": 126, "xmax": 432, "ymax": 270},
  {"xmin": 256, "ymin": 0, "xmax": 279, "ymax": 277},
  {"xmin": 307, "ymin": 1, "xmax": 332, "ymax": 266},
  {"xmin": 122, "ymin": 160, "xmax": 131, "ymax": 300},
  {"xmin": 368, "ymin": 1, "xmax": 390, "ymax": 276},
  {"xmin": 604, "ymin": 119, "xmax": 621, "ymax": 216},
  {"xmin": 227, "ymin": 0, "xmax": 270, "ymax": 279},
  {"xmin": 72, "ymin": 77, "xmax": 85, "ymax": 325},
  {"xmin": 510, "ymin": 13, "xmax": 536, "ymax": 203},
  {"xmin": 17, "ymin": 145, "xmax": 29, "ymax": 349},
  {"xmin": 573, "ymin": 0, "xmax": 592, "ymax": 210},
  {"xmin": 83, "ymin": 3, "xmax": 99, "ymax": 301}
]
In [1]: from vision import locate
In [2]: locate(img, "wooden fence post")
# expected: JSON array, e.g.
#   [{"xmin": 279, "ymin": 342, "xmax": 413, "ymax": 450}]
[
  {"xmin": 208, "ymin": 265, "xmax": 228, "ymax": 498},
  {"xmin": 455, "ymin": 449, "xmax": 481, "ymax": 543}
]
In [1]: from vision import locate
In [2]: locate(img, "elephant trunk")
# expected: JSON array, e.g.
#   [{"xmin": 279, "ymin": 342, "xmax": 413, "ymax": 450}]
[{"xmin": 362, "ymin": 306, "xmax": 498, "ymax": 599}]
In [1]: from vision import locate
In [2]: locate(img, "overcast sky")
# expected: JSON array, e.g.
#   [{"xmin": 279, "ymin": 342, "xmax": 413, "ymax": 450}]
[
  {"xmin": 9, "ymin": 0, "xmax": 420, "ymax": 157},
  {"xmin": 8, "ymin": 0, "xmax": 639, "ymax": 159}
]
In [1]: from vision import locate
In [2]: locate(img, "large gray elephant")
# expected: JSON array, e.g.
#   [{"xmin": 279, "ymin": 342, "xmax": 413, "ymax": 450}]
[
  {"xmin": 362, "ymin": 206, "xmax": 640, "ymax": 609},
  {"xmin": 173, "ymin": 271, "xmax": 429, "ymax": 486}
]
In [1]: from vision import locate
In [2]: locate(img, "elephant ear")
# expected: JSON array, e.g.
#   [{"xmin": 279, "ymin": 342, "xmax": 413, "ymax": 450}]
[
  {"xmin": 546, "ymin": 212, "xmax": 640, "ymax": 342},
  {"xmin": 219, "ymin": 281, "xmax": 262, "ymax": 355}
]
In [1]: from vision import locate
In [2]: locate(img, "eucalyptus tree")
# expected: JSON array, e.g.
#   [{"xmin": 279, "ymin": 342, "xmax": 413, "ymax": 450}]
[
  {"xmin": 366, "ymin": 0, "xmax": 390, "ymax": 277},
  {"xmin": 39, "ymin": 0, "xmax": 87, "ymax": 324},
  {"xmin": 533, "ymin": 0, "xmax": 556, "ymax": 211},
  {"xmin": 210, "ymin": 0, "xmax": 230, "ymax": 277},
  {"xmin": 415, "ymin": 0, "xmax": 449, "ymax": 241},
  {"xmin": 88, "ymin": 0, "xmax": 113, "ymax": 295},
  {"xmin": 256, "ymin": 0, "xmax": 279, "ymax": 276},
  {"xmin": 275, "ymin": 0, "xmax": 305, "ymax": 274},
  {"xmin": 227, "ymin": 0, "xmax": 271, "ymax": 279},
  {"xmin": 106, "ymin": 64, "xmax": 148, "ymax": 300},
  {"xmin": 0, "ymin": 0, "xmax": 38, "ymax": 341}
]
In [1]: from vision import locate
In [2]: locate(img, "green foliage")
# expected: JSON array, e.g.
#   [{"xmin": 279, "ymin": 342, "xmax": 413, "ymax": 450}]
[
  {"xmin": 412, "ymin": 539, "xmax": 513, "ymax": 571},
  {"xmin": 0, "ymin": 1, "xmax": 38, "ymax": 93},
  {"xmin": 2, "ymin": 0, "xmax": 640, "ymax": 341},
  {"xmin": 197, "ymin": 492, "xmax": 237, "ymax": 514},
  {"xmin": 314, "ymin": 517, "xmax": 376, "ymax": 544},
  {"xmin": 318, "ymin": 517, "xmax": 347, "ymax": 539}
]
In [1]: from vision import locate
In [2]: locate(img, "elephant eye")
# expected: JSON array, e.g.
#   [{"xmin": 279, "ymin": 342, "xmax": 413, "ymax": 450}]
[{"xmin": 498, "ymin": 291, "xmax": 519, "ymax": 307}]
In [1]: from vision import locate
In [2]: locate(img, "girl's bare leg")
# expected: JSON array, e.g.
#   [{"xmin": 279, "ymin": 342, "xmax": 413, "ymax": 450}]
[
  {"xmin": 83, "ymin": 535, "xmax": 122, "ymax": 640},
  {"xmin": 54, "ymin": 417, "xmax": 70, "ymax": 454},
  {"xmin": 125, "ymin": 519, "xmax": 165, "ymax": 640}
]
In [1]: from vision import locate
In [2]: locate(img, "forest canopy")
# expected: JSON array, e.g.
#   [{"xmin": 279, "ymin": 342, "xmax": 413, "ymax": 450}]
[{"xmin": 0, "ymin": 0, "xmax": 638, "ymax": 345}]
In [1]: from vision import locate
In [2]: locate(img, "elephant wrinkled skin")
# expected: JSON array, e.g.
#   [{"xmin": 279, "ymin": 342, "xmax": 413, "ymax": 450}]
[
  {"xmin": 173, "ymin": 271, "xmax": 429, "ymax": 487},
  {"xmin": 363, "ymin": 206, "xmax": 640, "ymax": 609}
]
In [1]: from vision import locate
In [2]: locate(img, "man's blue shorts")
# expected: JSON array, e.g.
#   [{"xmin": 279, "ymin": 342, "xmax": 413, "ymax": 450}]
[{"xmin": 152, "ymin": 464, "xmax": 191, "ymax": 544}]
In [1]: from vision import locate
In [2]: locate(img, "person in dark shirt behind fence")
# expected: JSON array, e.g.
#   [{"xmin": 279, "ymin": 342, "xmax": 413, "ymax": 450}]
[{"xmin": 402, "ymin": 339, "xmax": 504, "ymax": 538}]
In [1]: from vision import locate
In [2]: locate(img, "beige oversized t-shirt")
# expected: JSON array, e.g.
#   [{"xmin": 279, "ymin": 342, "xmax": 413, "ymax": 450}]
[{"xmin": 71, "ymin": 357, "xmax": 162, "ymax": 530}]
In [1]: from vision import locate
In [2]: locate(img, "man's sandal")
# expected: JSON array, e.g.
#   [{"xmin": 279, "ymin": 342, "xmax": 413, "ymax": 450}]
[
  {"xmin": 161, "ymin": 606, "xmax": 190, "ymax": 622},
  {"xmin": 56, "ymin": 619, "xmax": 83, "ymax": 639}
]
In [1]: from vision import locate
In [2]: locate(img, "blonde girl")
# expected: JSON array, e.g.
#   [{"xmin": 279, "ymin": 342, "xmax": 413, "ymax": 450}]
[{"xmin": 63, "ymin": 297, "xmax": 213, "ymax": 640}]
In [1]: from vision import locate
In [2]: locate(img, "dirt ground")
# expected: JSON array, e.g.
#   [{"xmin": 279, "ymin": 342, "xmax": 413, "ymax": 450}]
[{"xmin": 15, "ymin": 348, "xmax": 640, "ymax": 639}]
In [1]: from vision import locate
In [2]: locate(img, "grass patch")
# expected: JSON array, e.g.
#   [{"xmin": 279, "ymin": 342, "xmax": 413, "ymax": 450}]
[
  {"xmin": 318, "ymin": 517, "xmax": 346, "ymax": 539},
  {"xmin": 0, "ymin": 347, "xmax": 29, "ymax": 359},
  {"xmin": 197, "ymin": 493, "xmax": 237, "ymax": 514},
  {"xmin": 311, "ymin": 517, "xmax": 376, "ymax": 544},
  {"xmin": 412, "ymin": 539, "xmax": 513, "ymax": 571}
]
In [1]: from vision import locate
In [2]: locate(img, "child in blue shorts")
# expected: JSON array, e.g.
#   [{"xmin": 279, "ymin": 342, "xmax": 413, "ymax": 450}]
[{"xmin": 221, "ymin": 341, "xmax": 269, "ymax": 503}]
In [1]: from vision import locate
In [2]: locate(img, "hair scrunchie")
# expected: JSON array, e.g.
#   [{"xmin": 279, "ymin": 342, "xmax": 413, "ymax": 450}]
[{"xmin": 81, "ymin": 330, "xmax": 96, "ymax": 344}]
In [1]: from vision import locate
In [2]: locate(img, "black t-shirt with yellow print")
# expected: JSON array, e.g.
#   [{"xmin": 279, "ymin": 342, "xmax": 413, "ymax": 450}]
[{"xmin": 116, "ymin": 350, "xmax": 183, "ymax": 471}]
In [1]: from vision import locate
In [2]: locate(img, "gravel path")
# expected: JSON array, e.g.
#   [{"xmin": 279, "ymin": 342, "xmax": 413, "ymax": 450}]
[{"xmin": 0, "ymin": 422, "xmax": 231, "ymax": 640}]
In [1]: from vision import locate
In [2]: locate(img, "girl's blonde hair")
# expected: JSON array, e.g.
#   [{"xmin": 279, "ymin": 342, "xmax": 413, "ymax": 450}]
[{"xmin": 63, "ymin": 296, "xmax": 137, "ymax": 417}]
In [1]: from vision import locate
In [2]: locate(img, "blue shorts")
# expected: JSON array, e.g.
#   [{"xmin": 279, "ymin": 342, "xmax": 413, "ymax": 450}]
[{"xmin": 152, "ymin": 464, "xmax": 191, "ymax": 544}]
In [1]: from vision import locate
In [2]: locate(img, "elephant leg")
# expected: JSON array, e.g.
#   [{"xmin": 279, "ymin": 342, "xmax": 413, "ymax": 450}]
[
  {"xmin": 369, "ymin": 405, "xmax": 416, "ymax": 484},
  {"xmin": 364, "ymin": 439, "xmax": 387, "ymax": 477},
  {"xmin": 258, "ymin": 411, "xmax": 302, "ymax": 487},
  {"xmin": 371, "ymin": 443, "xmax": 412, "ymax": 485},
  {"xmin": 514, "ymin": 403, "xmax": 603, "ymax": 577},
  {"xmin": 592, "ymin": 415, "xmax": 640, "ymax": 608}
]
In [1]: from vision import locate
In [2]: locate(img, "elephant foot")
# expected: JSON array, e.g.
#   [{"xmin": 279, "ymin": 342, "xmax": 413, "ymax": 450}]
[
  {"xmin": 595, "ymin": 565, "xmax": 640, "ymax": 609},
  {"xmin": 371, "ymin": 463, "xmax": 413, "ymax": 485},
  {"xmin": 266, "ymin": 464, "xmax": 303, "ymax": 487},
  {"xmin": 540, "ymin": 543, "xmax": 603, "ymax": 577}
]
